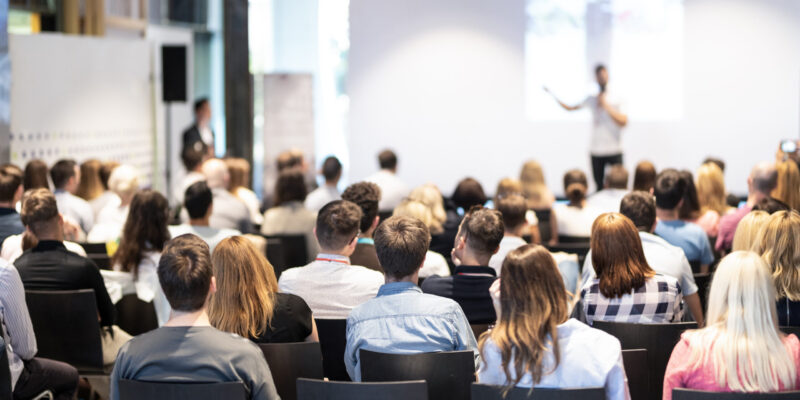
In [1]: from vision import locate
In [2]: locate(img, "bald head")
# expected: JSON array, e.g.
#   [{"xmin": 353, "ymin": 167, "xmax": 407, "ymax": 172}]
[
  {"xmin": 750, "ymin": 162, "xmax": 778, "ymax": 195},
  {"xmin": 201, "ymin": 158, "xmax": 229, "ymax": 189}
]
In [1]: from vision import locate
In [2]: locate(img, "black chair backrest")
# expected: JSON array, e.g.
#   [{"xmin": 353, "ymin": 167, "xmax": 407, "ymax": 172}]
[
  {"xmin": 114, "ymin": 294, "xmax": 159, "ymax": 336},
  {"xmin": 360, "ymin": 349, "xmax": 475, "ymax": 400},
  {"xmin": 672, "ymin": 388, "xmax": 800, "ymax": 399},
  {"xmin": 533, "ymin": 209, "xmax": 553, "ymax": 244},
  {"xmin": 557, "ymin": 235, "xmax": 590, "ymax": 244},
  {"xmin": 263, "ymin": 235, "xmax": 308, "ymax": 278},
  {"xmin": 621, "ymin": 349, "xmax": 648, "ymax": 400},
  {"xmin": 377, "ymin": 211, "xmax": 394, "ymax": 225},
  {"xmin": 471, "ymin": 383, "xmax": 605, "ymax": 400},
  {"xmin": 25, "ymin": 289, "xmax": 104, "ymax": 372},
  {"xmin": 545, "ymin": 243, "xmax": 590, "ymax": 267},
  {"xmin": 259, "ymin": 342, "xmax": 324, "ymax": 400},
  {"xmin": 693, "ymin": 273, "xmax": 712, "ymax": 312},
  {"xmin": 118, "ymin": 380, "xmax": 247, "ymax": 400},
  {"xmin": 471, "ymin": 324, "xmax": 491, "ymax": 340},
  {"xmin": 88, "ymin": 254, "xmax": 112, "ymax": 270},
  {"xmin": 780, "ymin": 326, "xmax": 800, "ymax": 338},
  {"xmin": 0, "ymin": 336, "xmax": 11, "ymax": 400},
  {"xmin": 296, "ymin": 378, "xmax": 427, "ymax": 400},
  {"xmin": 79, "ymin": 242, "xmax": 108, "ymax": 255},
  {"xmin": 592, "ymin": 321, "xmax": 697, "ymax": 400},
  {"xmin": 314, "ymin": 319, "xmax": 350, "ymax": 381}
]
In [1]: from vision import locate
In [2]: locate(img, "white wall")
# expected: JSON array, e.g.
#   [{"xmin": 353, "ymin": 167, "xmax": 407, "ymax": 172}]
[{"xmin": 348, "ymin": 0, "xmax": 800, "ymax": 196}]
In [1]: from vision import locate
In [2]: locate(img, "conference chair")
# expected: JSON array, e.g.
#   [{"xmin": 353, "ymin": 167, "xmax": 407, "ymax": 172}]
[
  {"xmin": 672, "ymin": 388, "xmax": 800, "ymax": 399},
  {"xmin": 557, "ymin": 235, "xmax": 590, "ymax": 244},
  {"xmin": 79, "ymin": 242, "xmax": 112, "ymax": 270},
  {"xmin": 296, "ymin": 378, "xmax": 427, "ymax": 400},
  {"xmin": 471, "ymin": 323, "xmax": 491, "ymax": 339},
  {"xmin": 263, "ymin": 234, "xmax": 308, "ymax": 278},
  {"xmin": 314, "ymin": 319, "xmax": 350, "ymax": 381},
  {"xmin": 25, "ymin": 289, "xmax": 105, "ymax": 373},
  {"xmin": 621, "ymin": 349, "xmax": 648, "ymax": 400},
  {"xmin": 377, "ymin": 211, "xmax": 393, "ymax": 225},
  {"xmin": 259, "ymin": 342, "xmax": 324, "ymax": 400},
  {"xmin": 534, "ymin": 209, "xmax": 553, "ymax": 244},
  {"xmin": 592, "ymin": 321, "xmax": 697, "ymax": 400},
  {"xmin": 693, "ymin": 272, "xmax": 712, "ymax": 312},
  {"xmin": 780, "ymin": 326, "xmax": 800, "ymax": 337},
  {"xmin": 359, "ymin": 349, "xmax": 475, "ymax": 400},
  {"xmin": 117, "ymin": 380, "xmax": 247, "ymax": 400},
  {"xmin": 470, "ymin": 383, "xmax": 605, "ymax": 400},
  {"xmin": 115, "ymin": 294, "xmax": 159, "ymax": 336}
]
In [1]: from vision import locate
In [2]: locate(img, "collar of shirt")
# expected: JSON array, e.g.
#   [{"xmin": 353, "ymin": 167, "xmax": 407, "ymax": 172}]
[
  {"xmin": 377, "ymin": 281, "xmax": 420, "ymax": 297},
  {"xmin": 32, "ymin": 240, "xmax": 68, "ymax": 252},
  {"xmin": 454, "ymin": 265, "xmax": 497, "ymax": 277},
  {"xmin": 315, "ymin": 253, "xmax": 351, "ymax": 265},
  {"xmin": 357, "ymin": 237, "xmax": 374, "ymax": 245},
  {"xmin": 0, "ymin": 207, "xmax": 17, "ymax": 216}
]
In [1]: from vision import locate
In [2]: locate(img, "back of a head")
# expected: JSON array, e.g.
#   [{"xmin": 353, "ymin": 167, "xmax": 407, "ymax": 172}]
[
  {"xmin": 107, "ymin": 165, "xmax": 140, "ymax": 199},
  {"xmin": 495, "ymin": 178, "xmax": 522, "ymax": 201},
  {"xmin": 194, "ymin": 98, "xmax": 209, "ymax": 115},
  {"xmin": 274, "ymin": 168, "xmax": 308, "ymax": 206},
  {"xmin": 76, "ymin": 159, "xmax": 104, "ymax": 201},
  {"xmin": 452, "ymin": 177, "xmax": 487, "ymax": 210},
  {"xmin": 703, "ymin": 157, "xmax": 725, "ymax": 172},
  {"xmin": 562, "ymin": 169, "xmax": 588, "ymax": 205},
  {"xmin": 0, "ymin": 164, "xmax": 23, "ymax": 203},
  {"xmin": 590, "ymin": 213, "xmax": 653, "ymax": 298},
  {"xmin": 496, "ymin": 194, "xmax": 528, "ymax": 232},
  {"xmin": 751, "ymin": 162, "xmax": 778, "ymax": 195},
  {"xmin": 225, "ymin": 158, "xmax": 251, "ymax": 191},
  {"xmin": 181, "ymin": 145, "xmax": 205, "ymax": 172},
  {"xmin": 321, "ymin": 156, "xmax": 342, "ymax": 182},
  {"xmin": 20, "ymin": 188, "xmax": 59, "ymax": 236},
  {"xmin": 49, "ymin": 159, "xmax": 76, "ymax": 190},
  {"xmin": 209, "ymin": 236, "xmax": 278, "ymax": 339},
  {"xmin": 99, "ymin": 160, "xmax": 119, "ymax": 191},
  {"xmin": 619, "ymin": 191, "xmax": 656, "ymax": 232},
  {"xmin": 731, "ymin": 210, "xmax": 770, "ymax": 252},
  {"xmin": 23, "ymin": 160, "xmax": 49, "ymax": 191},
  {"xmin": 342, "ymin": 181, "xmax": 381, "ymax": 233},
  {"xmin": 604, "ymin": 164, "xmax": 628, "ymax": 190},
  {"xmin": 678, "ymin": 170, "xmax": 701, "ymax": 219},
  {"xmin": 408, "ymin": 184, "xmax": 446, "ymax": 225},
  {"xmin": 752, "ymin": 197, "xmax": 791, "ymax": 214},
  {"xmin": 184, "ymin": 181, "xmax": 213, "ymax": 220},
  {"xmin": 393, "ymin": 200, "xmax": 437, "ymax": 234},
  {"xmin": 316, "ymin": 200, "xmax": 362, "ymax": 250},
  {"xmin": 696, "ymin": 162, "xmax": 727, "ymax": 215},
  {"xmin": 158, "ymin": 234, "xmax": 213, "ymax": 313},
  {"xmin": 632, "ymin": 161, "xmax": 656, "ymax": 192},
  {"xmin": 115, "ymin": 190, "xmax": 171, "ymax": 276},
  {"xmin": 771, "ymin": 161, "xmax": 800, "ymax": 211},
  {"xmin": 752, "ymin": 211, "xmax": 800, "ymax": 301},
  {"xmin": 460, "ymin": 206, "xmax": 504, "ymax": 257},
  {"xmin": 378, "ymin": 149, "xmax": 398, "ymax": 171},
  {"xmin": 654, "ymin": 168, "xmax": 686, "ymax": 210},
  {"xmin": 201, "ymin": 158, "xmax": 229, "ymax": 190},
  {"xmin": 520, "ymin": 160, "xmax": 549, "ymax": 204},
  {"xmin": 374, "ymin": 215, "xmax": 429, "ymax": 279},
  {"xmin": 276, "ymin": 149, "xmax": 305, "ymax": 172}
]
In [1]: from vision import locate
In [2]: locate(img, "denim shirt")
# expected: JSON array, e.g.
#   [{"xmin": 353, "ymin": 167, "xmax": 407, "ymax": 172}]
[{"xmin": 345, "ymin": 281, "xmax": 480, "ymax": 381}]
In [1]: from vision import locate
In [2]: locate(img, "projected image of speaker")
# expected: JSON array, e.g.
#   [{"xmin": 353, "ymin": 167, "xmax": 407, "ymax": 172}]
[{"xmin": 161, "ymin": 45, "xmax": 187, "ymax": 102}]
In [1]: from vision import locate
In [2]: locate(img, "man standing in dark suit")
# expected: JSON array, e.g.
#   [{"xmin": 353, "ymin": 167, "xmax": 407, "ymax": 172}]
[{"xmin": 182, "ymin": 98, "xmax": 214, "ymax": 157}]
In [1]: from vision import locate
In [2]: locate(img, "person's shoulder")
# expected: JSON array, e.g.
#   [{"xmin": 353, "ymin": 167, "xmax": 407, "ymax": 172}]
[
  {"xmin": 348, "ymin": 265, "xmax": 385, "ymax": 281},
  {"xmin": 276, "ymin": 292, "xmax": 310, "ymax": 310},
  {"xmin": 419, "ymin": 291, "xmax": 462, "ymax": 312},
  {"xmin": 561, "ymin": 319, "xmax": 622, "ymax": 363},
  {"xmin": 420, "ymin": 275, "xmax": 452, "ymax": 293},
  {"xmin": 652, "ymin": 273, "xmax": 681, "ymax": 291}
]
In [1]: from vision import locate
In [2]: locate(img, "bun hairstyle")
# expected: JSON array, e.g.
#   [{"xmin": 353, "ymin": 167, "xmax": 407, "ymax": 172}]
[{"xmin": 563, "ymin": 169, "xmax": 588, "ymax": 206}]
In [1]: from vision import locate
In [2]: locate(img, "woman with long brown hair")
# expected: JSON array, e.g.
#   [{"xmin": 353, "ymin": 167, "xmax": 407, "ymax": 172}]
[
  {"xmin": 478, "ymin": 244, "xmax": 629, "ymax": 399},
  {"xmin": 694, "ymin": 162, "xmax": 729, "ymax": 237},
  {"xmin": 23, "ymin": 159, "xmax": 49, "ymax": 190},
  {"xmin": 580, "ymin": 213, "xmax": 683, "ymax": 325},
  {"xmin": 209, "ymin": 236, "xmax": 318, "ymax": 343}
]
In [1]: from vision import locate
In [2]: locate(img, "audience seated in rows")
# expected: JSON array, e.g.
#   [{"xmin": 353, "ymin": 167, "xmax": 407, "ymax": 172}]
[
  {"xmin": 693, "ymin": 162, "xmax": 729, "ymax": 237},
  {"xmin": 553, "ymin": 169, "xmax": 597, "ymax": 238},
  {"xmin": 226, "ymin": 157, "xmax": 264, "ymax": 226},
  {"xmin": 345, "ymin": 215, "xmax": 478, "ymax": 381},
  {"xmin": 15, "ymin": 189, "xmax": 130, "ymax": 366},
  {"xmin": 582, "ymin": 192, "xmax": 704, "ymax": 326},
  {"xmin": 422, "ymin": 206, "xmax": 501, "ymax": 324},
  {"xmin": 341, "ymin": 181, "xmax": 382, "ymax": 271},
  {"xmin": 772, "ymin": 160, "xmax": 800, "ymax": 211},
  {"xmin": 170, "ymin": 181, "xmax": 240, "ymax": 253},
  {"xmin": 392, "ymin": 199, "xmax": 450, "ymax": 278},
  {"xmin": 88, "ymin": 165, "xmax": 139, "ymax": 243},
  {"xmin": 632, "ymin": 160, "xmax": 656, "ymax": 192},
  {"xmin": 305, "ymin": 156, "xmax": 342, "ymax": 212},
  {"xmin": 663, "ymin": 251, "xmax": 800, "ymax": 399},
  {"xmin": 587, "ymin": 164, "xmax": 629, "ymax": 214},
  {"xmin": 261, "ymin": 168, "xmax": 320, "ymax": 261},
  {"xmin": 278, "ymin": 200, "xmax": 383, "ymax": 319},
  {"xmin": 716, "ymin": 161, "xmax": 777, "ymax": 252},
  {"xmin": 654, "ymin": 169, "xmax": 714, "ymax": 271},
  {"xmin": 478, "ymin": 245, "xmax": 629, "ymax": 400},
  {"xmin": 110, "ymin": 234, "xmax": 280, "ymax": 400},
  {"xmin": 365, "ymin": 149, "xmax": 409, "ymax": 212},
  {"xmin": 209, "ymin": 236, "xmax": 318, "ymax": 343},
  {"xmin": 731, "ymin": 210, "xmax": 770, "ymax": 252},
  {"xmin": 202, "ymin": 159, "xmax": 252, "ymax": 234},
  {"xmin": 23, "ymin": 159, "xmax": 49, "ymax": 191},
  {"xmin": 580, "ymin": 212, "xmax": 683, "ymax": 325},
  {"xmin": 752, "ymin": 211, "xmax": 800, "ymax": 327},
  {"xmin": 488, "ymin": 194, "xmax": 528, "ymax": 274},
  {"xmin": 51, "ymin": 159, "xmax": 94, "ymax": 235},
  {"xmin": 0, "ymin": 164, "xmax": 24, "ymax": 245}
]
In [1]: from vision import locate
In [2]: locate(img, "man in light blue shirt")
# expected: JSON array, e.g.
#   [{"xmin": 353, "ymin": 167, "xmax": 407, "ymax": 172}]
[
  {"xmin": 51, "ymin": 159, "xmax": 94, "ymax": 234},
  {"xmin": 345, "ymin": 216, "xmax": 479, "ymax": 381}
]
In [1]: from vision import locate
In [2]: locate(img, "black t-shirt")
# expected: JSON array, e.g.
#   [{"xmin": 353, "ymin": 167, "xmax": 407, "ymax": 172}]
[
  {"xmin": 777, "ymin": 297, "xmax": 800, "ymax": 327},
  {"xmin": 252, "ymin": 293, "xmax": 313, "ymax": 343},
  {"xmin": 421, "ymin": 265, "xmax": 497, "ymax": 324}
]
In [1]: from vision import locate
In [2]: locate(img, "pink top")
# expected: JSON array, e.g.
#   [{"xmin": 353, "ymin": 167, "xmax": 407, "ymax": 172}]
[
  {"xmin": 692, "ymin": 210, "xmax": 721, "ymax": 238},
  {"xmin": 715, "ymin": 205, "xmax": 752, "ymax": 252},
  {"xmin": 663, "ymin": 333, "xmax": 800, "ymax": 400}
]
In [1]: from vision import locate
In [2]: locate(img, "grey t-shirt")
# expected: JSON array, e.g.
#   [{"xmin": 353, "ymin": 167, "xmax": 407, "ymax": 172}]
[{"xmin": 110, "ymin": 326, "xmax": 279, "ymax": 400}]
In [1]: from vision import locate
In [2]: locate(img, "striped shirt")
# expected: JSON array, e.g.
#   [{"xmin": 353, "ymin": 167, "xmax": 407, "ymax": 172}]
[
  {"xmin": 0, "ymin": 259, "xmax": 37, "ymax": 389},
  {"xmin": 581, "ymin": 274, "xmax": 683, "ymax": 325}
]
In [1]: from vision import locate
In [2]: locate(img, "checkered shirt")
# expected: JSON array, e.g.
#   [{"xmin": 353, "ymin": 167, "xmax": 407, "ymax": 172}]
[{"xmin": 580, "ymin": 273, "xmax": 683, "ymax": 325}]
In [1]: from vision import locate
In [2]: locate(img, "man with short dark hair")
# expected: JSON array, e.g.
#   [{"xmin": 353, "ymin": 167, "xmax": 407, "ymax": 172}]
[
  {"xmin": 344, "ymin": 216, "xmax": 478, "ymax": 381},
  {"xmin": 717, "ymin": 162, "xmax": 779, "ymax": 252},
  {"xmin": 365, "ymin": 149, "xmax": 409, "ymax": 212},
  {"xmin": 654, "ymin": 169, "xmax": 714, "ymax": 271},
  {"xmin": 175, "ymin": 145, "xmax": 207, "ymax": 205},
  {"xmin": 0, "ymin": 164, "xmax": 25, "ymax": 245},
  {"xmin": 169, "ymin": 181, "xmax": 240, "ymax": 252},
  {"xmin": 278, "ymin": 200, "xmax": 384, "ymax": 319},
  {"xmin": 488, "ymin": 195, "xmax": 528, "ymax": 275},
  {"xmin": 586, "ymin": 164, "xmax": 629, "ymax": 214},
  {"xmin": 110, "ymin": 234, "xmax": 279, "ymax": 400},
  {"xmin": 182, "ymin": 98, "xmax": 214, "ymax": 157},
  {"xmin": 50, "ymin": 159, "xmax": 94, "ymax": 234},
  {"xmin": 341, "ymin": 182, "xmax": 382, "ymax": 272},
  {"xmin": 422, "ymin": 206, "xmax": 502, "ymax": 324},
  {"xmin": 582, "ymin": 191, "xmax": 705, "ymax": 327},
  {"xmin": 305, "ymin": 156, "xmax": 343, "ymax": 211}
]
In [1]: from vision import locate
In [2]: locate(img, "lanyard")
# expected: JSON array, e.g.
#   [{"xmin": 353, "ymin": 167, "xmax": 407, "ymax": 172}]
[{"xmin": 316, "ymin": 257, "xmax": 349, "ymax": 265}]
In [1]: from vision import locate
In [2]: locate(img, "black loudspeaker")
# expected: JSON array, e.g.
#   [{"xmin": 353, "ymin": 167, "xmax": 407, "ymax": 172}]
[{"xmin": 161, "ymin": 45, "xmax": 187, "ymax": 102}]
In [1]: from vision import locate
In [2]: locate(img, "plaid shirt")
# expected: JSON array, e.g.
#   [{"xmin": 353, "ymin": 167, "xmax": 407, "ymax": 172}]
[{"xmin": 580, "ymin": 274, "xmax": 683, "ymax": 325}]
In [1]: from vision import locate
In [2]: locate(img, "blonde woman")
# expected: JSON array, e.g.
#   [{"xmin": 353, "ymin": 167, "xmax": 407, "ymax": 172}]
[
  {"xmin": 478, "ymin": 245, "xmax": 629, "ymax": 399},
  {"xmin": 408, "ymin": 184, "xmax": 446, "ymax": 235},
  {"xmin": 393, "ymin": 200, "xmax": 451, "ymax": 278},
  {"xmin": 772, "ymin": 161, "xmax": 800, "ymax": 211},
  {"xmin": 730, "ymin": 211, "xmax": 770, "ymax": 252},
  {"xmin": 663, "ymin": 251, "xmax": 800, "ymax": 399},
  {"xmin": 694, "ymin": 163, "xmax": 728, "ymax": 237},
  {"xmin": 226, "ymin": 157, "xmax": 264, "ymax": 226},
  {"xmin": 753, "ymin": 211, "xmax": 800, "ymax": 326},
  {"xmin": 209, "ymin": 236, "xmax": 318, "ymax": 343}
]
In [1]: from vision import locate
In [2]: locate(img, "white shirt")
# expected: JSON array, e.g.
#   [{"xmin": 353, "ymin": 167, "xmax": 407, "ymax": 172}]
[
  {"xmin": 54, "ymin": 189, "xmax": 94, "ymax": 234},
  {"xmin": 479, "ymin": 319, "xmax": 630, "ymax": 400},
  {"xmin": 87, "ymin": 203, "xmax": 130, "ymax": 243},
  {"xmin": 582, "ymin": 92, "xmax": 625, "ymax": 156},
  {"xmin": 586, "ymin": 189, "xmax": 629, "ymax": 216},
  {"xmin": 419, "ymin": 251, "xmax": 451, "ymax": 278},
  {"xmin": 581, "ymin": 231, "xmax": 699, "ymax": 296},
  {"xmin": 0, "ymin": 234, "xmax": 86, "ymax": 263},
  {"xmin": 553, "ymin": 203, "xmax": 600, "ymax": 238},
  {"xmin": 278, "ymin": 253, "xmax": 384, "ymax": 319},
  {"xmin": 261, "ymin": 201, "xmax": 320, "ymax": 262},
  {"xmin": 365, "ymin": 170, "xmax": 410, "ymax": 212},
  {"xmin": 104, "ymin": 251, "xmax": 171, "ymax": 326},
  {"xmin": 304, "ymin": 184, "xmax": 341, "ymax": 212},
  {"xmin": 488, "ymin": 236, "xmax": 528, "ymax": 275},
  {"xmin": 90, "ymin": 191, "xmax": 120, "ymax": 220},
  {"xmin": 168, "ymin": 224, "xmax": 240, "ymax": 253},
  {"xmin": 175, "ymin": 171, "xmax": 205, "ymax": 205}
]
